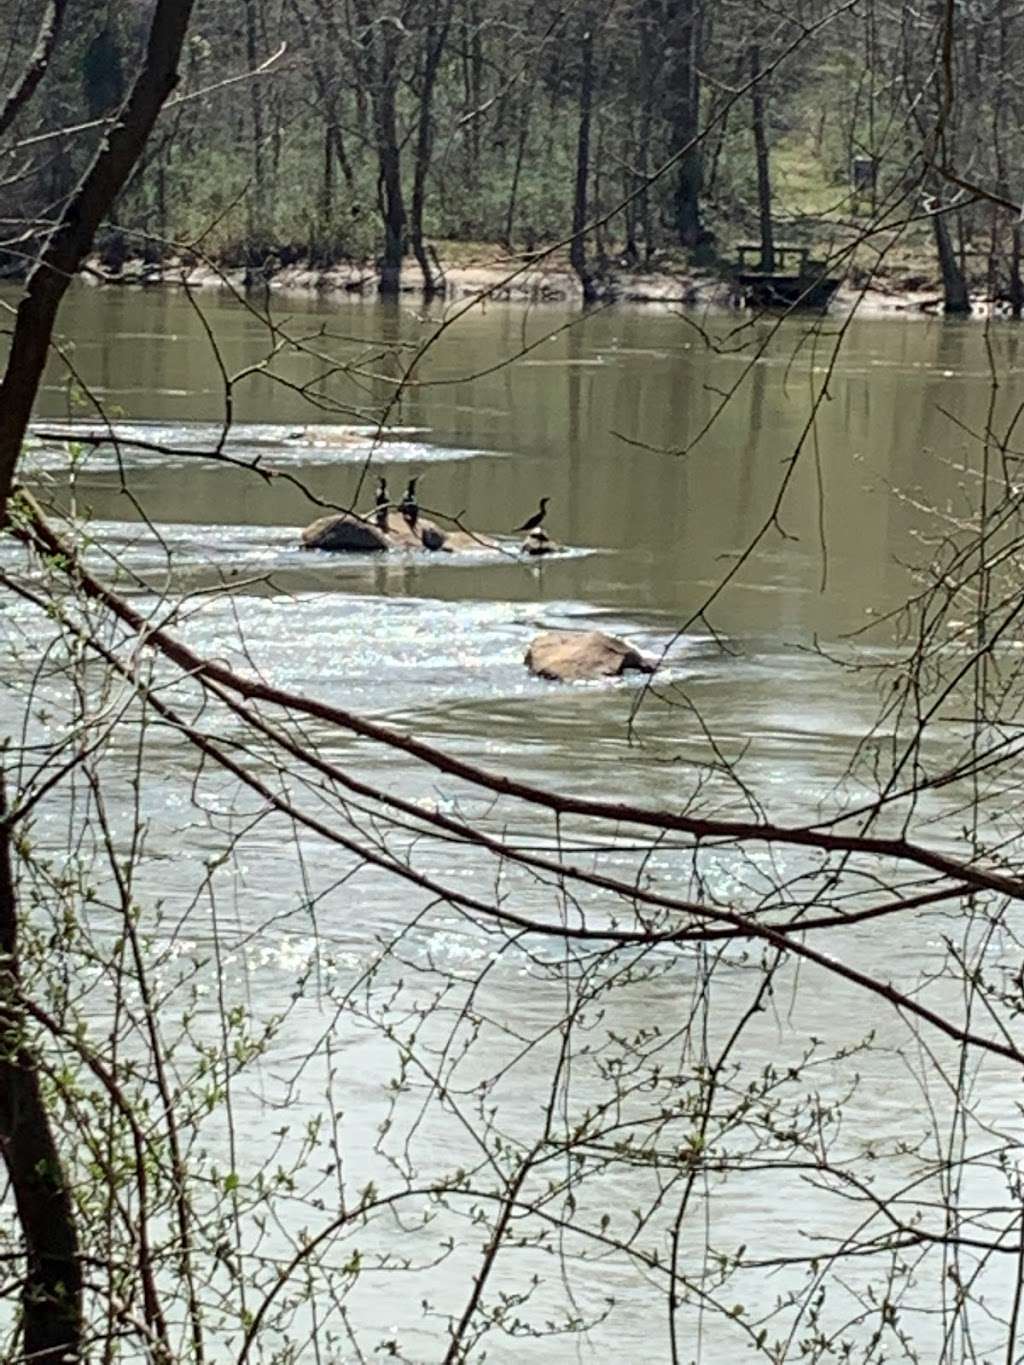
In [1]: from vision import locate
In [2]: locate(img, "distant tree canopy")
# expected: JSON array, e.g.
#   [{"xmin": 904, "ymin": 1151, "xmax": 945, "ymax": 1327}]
[{"xmin": 0, "ymin": 0, "xmax": 1022, "ymax": 300}]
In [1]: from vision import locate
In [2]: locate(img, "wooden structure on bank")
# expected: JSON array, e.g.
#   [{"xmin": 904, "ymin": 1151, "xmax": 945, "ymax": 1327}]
[{"xmin": 734, "ymin": 243, "xmax": 840, "ymax": 311}]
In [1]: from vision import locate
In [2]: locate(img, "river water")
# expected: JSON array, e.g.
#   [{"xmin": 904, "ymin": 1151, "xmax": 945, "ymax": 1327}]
[{"xmin": 4, "ymin": 283, "xmax": 1024, "ymax": 1362}]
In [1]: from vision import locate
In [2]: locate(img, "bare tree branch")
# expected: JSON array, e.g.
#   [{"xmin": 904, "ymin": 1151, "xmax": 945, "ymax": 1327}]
[{"xmin": 0, "ymin": 0, "xmax": 68, "ymax": 143}]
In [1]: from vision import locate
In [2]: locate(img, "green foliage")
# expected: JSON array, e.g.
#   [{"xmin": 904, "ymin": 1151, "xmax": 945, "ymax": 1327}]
[
  {"xmin": 0, "ymin": 0, "xmax": 795, "ymax": 271},
  {"xmin": 1, "ymin": 1, "xmax": 1020, "ymax": 287}
]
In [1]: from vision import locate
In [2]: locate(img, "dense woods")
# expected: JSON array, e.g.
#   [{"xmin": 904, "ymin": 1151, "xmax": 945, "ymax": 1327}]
[{"xmin": 2, "ymin": 0, "xmax": 1024, "ymax": 305}]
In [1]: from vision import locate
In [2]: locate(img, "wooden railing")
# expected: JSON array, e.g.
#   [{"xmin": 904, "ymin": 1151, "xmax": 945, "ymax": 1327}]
[{"xmin": 735, "ymin": 243, "xmax": 810, "ymax": 273}]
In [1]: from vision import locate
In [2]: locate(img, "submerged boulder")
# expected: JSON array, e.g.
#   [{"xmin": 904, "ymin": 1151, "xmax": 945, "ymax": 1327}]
[{"xmin": 525, "ymin": 630, "xmax": 656, "ymax": 682}]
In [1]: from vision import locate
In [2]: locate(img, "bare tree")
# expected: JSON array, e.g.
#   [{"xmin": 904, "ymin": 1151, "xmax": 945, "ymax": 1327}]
[
  {"xmin": 749, "ymin": 41, "xmax": 774, "ymax": 271},
  {"xmin": 350, "ymin": 0, "xmax": 411, "ymax": 295},
  {"xmin": 569, "ymin": 9, "xmax": 598, "ymax": 301},
  {"xmin": 665, "ymin": 0, "xmax": 705, "ymax": 249},
  {"xmin": 0, "ymin": 3, "xmax": 196, "ymax": 1357},
  {"xmin": 409, "ymin": 0, "xmax": 454, "ymax": 294}
]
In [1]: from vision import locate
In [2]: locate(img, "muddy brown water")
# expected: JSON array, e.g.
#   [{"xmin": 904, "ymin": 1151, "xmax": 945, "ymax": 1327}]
[{"xmin": 4, "ymin": 283, "xmax": 1024, "ymax": 1361}]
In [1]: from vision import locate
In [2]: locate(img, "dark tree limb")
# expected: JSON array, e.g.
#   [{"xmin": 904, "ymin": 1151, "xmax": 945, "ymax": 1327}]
[
  {"xmin": 0, "ymin": 777, "xmax": 82, "ymax": 1364},
  {"xmin": 0, "ymin": 3, "xmax": 197, "ymax": 1358},
  {"xmin": 0, "ymin": 0, "xmax": 68, "ymax": 143},
  {"xmin": 0, "ymin": 0, "xmax": 198, "ymax": 525}
]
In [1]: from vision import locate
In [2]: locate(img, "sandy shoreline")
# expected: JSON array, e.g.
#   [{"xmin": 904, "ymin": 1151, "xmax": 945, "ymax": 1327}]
[{"xmin": 79, "ymin": 252, "xmax": 955, "ymax": 318}]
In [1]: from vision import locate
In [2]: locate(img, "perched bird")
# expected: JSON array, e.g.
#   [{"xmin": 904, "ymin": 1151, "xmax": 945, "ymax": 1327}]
[
  {"xmin": 399, "ymin": 476, "xmax": 419, "ymax": 529},
  {"xmin": 513, "ymin": 497, "xmax": 549, "ymax": 534},
  {"xmin": 375, "ymin": 475, "xmax": 389, "ymax": 530}
]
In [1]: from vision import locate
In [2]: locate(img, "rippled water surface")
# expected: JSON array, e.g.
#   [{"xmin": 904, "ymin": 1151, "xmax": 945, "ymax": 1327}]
[{"xmin": 5, "ymin": 285, "xmax": 1024, "ymax": 1360}]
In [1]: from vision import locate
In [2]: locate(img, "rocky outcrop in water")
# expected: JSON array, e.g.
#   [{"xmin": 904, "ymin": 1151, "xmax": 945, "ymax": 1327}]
[
  {"xmin": 524, "ymin": 630, "xmax": 656, "ymax": 682},
  {"xmin": 301, "ymin": 512, "xmax": 389, "ymax": 551},
  {"xmin": 301, "ymin": 509, "xmax": 497, "ymax": 554}
]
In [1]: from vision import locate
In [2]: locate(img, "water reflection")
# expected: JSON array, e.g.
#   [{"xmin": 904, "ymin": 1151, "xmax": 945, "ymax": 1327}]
[{"xmin": 24, "ymin": 284, "xmax": 1008, "ymax": 637}]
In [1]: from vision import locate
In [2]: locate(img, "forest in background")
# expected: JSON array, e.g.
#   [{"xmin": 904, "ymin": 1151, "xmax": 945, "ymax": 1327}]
[{"xmin": 1, "ymin": 0, "xmax": 1022, "ymax": 306}]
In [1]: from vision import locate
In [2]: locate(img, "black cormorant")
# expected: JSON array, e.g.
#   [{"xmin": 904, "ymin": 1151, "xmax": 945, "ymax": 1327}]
[
  {"xmin": 375, "ymin": 475, "xmax": 389, "ymax": 530},
  {"xmin": 513, "ymin": 497, "xmax": 549, "ymax": 533},
  {"xmin": 400, "ymin": 476, "xmax": 419, "ymax": 529}
]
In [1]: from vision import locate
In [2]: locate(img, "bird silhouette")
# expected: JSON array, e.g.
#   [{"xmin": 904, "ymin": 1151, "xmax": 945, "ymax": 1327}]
[
  {"xmin": 513, "ymin": 497, "xmax": 549, "ymax": 533},
  {"xmin": 399, "ymin": 476, "xmax": 419, "ymax": 529},
  {"xmin": 374, "ymin": 475, "xmax": 389, "ymax": 529}
]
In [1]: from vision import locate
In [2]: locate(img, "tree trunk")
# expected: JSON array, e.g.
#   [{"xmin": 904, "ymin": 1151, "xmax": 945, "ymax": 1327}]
[
  {"xmin": 244, "ymin": 0, "xmax": 266, "ymax": 257},
  {"xmin": 83, "ymin": 24, "xmax": 125, "ymax": 120},
  {"xmin": 992, "ymin": 7, "xmax": 1019, "ymax": 319},
  {"xmin": 468, "ymin": 0, "xmax": 482, "ymax": 173},
  {"xmin": 1010, "ymin": 221, "xmax": 1023, "ymax": 320},
  {"xmin": 637, "ymin": 12, "xmax": 658, "ymax": 263},
  {"xmin": 503, "ymin": 92, "xmax": 531, "ymax": 248},
  {"xmin": 624, "ymin": 146, "xmax": 639, "ymax": 264},
  {"xmin": 0, "ymin": 784, "xmax": 82, "ymax": 1364},
  {"xmin": 593, "ymin": 106, "xmax": 607, "ymax": 265},
  {"xmin": 864, "ymin": 0, "xmax": 878, "ymax": 215},
  {"xmin": 376, "ymin": 109, "xmax": 405, "ymax": 295},
  {"xmin": 668, "ymin": 0, "xmax": 704, "ymax": 249},
  {"xmin": 349, "ymin": 0, "xmax": 408, "ymax": 293},
  {"xmin": 157, "ymin": 147, "xmax": 167, "ymax": 258},
  {"xmin": 932, "ymin": 205, "xmax": 970, "ymax": 314},
  {"xmin": 570, "ymin": 19, "xmax": 598, "ymax": 303},
  {"xmin": 372, "ymin": 22, "xmax": 407, "ymax": 294},
  {"xmin": 750, "ymin": 44, "xmax": 775, "ymax": 273},
  {"xmin": 410, "ymin": 4, "xmax": 452, "ymax": 296},
  {"xmin": 320, "ymin": 119, "xmax": 334, "ymax": 254}
]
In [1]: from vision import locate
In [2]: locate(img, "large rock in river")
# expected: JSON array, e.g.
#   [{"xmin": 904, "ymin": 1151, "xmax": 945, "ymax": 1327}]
[
  {"xmin": 301, "ymin": 512, "xmax": 389, "ymax": 552},
  {"xmin": 301, "ymin": 509, "xmax": 497, "ymax": 554},
  {"xmin": 525, "ymin": 630, "xmax": 656, "ymax": 682}
]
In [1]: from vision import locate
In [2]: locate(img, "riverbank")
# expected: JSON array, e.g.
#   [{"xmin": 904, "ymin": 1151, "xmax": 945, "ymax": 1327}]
[
  {"xmin": 87, "ymin": 250, "xmax": 724, "ymax": 306},
  {"xmin": 80, "ymin": 245, "xmax": 969, "ymax": 318}
]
